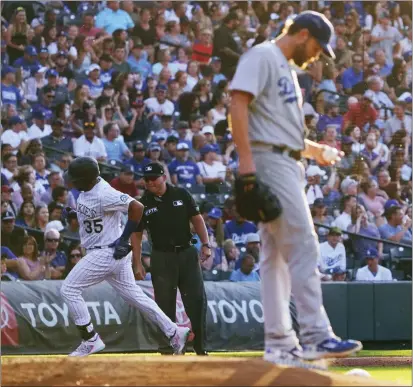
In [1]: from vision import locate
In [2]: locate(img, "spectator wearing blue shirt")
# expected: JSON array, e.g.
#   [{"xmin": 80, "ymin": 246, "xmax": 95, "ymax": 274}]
[
  {"xmin": 224, "ymin": 204, "xmax": 258, "ymax": 247},
  {"xmin": 235, "ymin": 233, "xmax": 261, "ymax": 271},
  {"xmin": 99, "ymin": 54, "xmax": 115, "ymax": 85},
  {"xmin": 379, "ymin": 205, "xmax": 412, "ymax": 253},
  {"xmin": 169, "ymin": 142, "xmax": 202, "ymax": 186},
  {"xmin": 341, "ymin": 53, "xmax": 364, "ymax": 93},
  {"xmin": 13, "ymin": 45, "xmax": 40, "ymax": 80},
  {"xmin": 1, "ymin": 66, "xmax": 27, "ymax": 109},
  {"xmin": 84, "ymin": 64, "xmax": 104, "ymax": 100},
  {"xmin": 95, "ymin": 1, "xmax": 134, "ymax": 35},
  {"xmin": 210, "ymin": 57, "xmax": 227, "ymax": 88},
  {"xmin": 316, "ymin": 103, "xmax": 343, "ymax": 134},
  {"xmin": 230, "ymin": 254, "xmax": 260, "ymax": 282},
  {"xmin": 127, "ymin": 41, "xmax": 152, "ymax": 81},
  {"xmin": 102, "ymin": 122, "xmax": 132, "ymax": 162},
  {"xmin": 157, "ymin": 115, "xmax": 179, "ymax": 140},
  {"xmin": 126, "ymin": 142, "xmax": 150, "ymax": 176}
]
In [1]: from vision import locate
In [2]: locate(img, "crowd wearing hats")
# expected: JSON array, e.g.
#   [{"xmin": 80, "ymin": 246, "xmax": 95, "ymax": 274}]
[{"xmin": 1, "ymin": 1, "xmax": 412, "ymax": 282}]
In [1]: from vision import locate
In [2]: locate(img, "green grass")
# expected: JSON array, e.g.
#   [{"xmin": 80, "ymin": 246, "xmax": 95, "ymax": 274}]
[{"xmin": 331, "ymin": 366, "xmax": 412, "ymax": 385}]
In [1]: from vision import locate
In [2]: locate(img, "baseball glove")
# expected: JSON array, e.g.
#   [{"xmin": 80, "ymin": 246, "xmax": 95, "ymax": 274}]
[{"xmin": 234, "ymin": 174, "xmax": 282, "ymax": 223}]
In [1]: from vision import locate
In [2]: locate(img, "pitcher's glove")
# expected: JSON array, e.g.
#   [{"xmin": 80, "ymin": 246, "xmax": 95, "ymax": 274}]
[
  {"xmin": 234, "ymin": 174, "xmax": 282, "ymax": 223},
  {"xmin": 109, "ymin": 238, "xmax": 132, "ymax": 260}
]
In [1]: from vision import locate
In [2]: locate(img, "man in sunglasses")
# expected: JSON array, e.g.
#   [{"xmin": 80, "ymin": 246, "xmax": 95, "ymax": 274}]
[
  {"xmin": 134, "ymin": 162, "xmax": 211, "ymax": 356},
  {"xmin": 42, "ymin": 228, "xmax": 67, "ymax": 279}
]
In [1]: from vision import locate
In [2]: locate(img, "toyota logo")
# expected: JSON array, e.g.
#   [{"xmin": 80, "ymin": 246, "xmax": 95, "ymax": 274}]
[{"xmin": 1, "ymin": 298, "xmax": 9, "ymax": 329}]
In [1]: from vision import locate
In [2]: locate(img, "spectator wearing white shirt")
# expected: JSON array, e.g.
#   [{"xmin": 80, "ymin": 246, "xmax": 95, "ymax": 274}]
[
  {"xmin": 73, "ymin": 123, "xmax": 107, "ymax": 162},
  {"xmin": 383, "ymin": 101, "xmax": 412, "ymax": 144},
  {"xmin": 366, "ymin": 76, "xmax": 394, "ymax": 119},
  {"xmin": 305, "ymin": 165, "xmax": 326, "ymax": 206},
  {"xmin": 1, "ymin": 116, "xmax": 28, "ymax": 154},
  {"xmin": 355, "ymin": 248, "xmax": 393, "ymax": 282},
  {"xmin": 332, "ymin": 195, "xmax": 357, "ymax": 239},
  {"xmin": 27, "ymin": 110, "xmax": 52, "ymax": 140},
  {"xmin": 1, "ymin": 153, "xmax": 18, "ymax": 183},
  {"xmin": 370, "ymin": 11, "xmax": 403, "ymax": 66},
  {"xmin": 32, "ymin": 153, "xmax": 50, "ymax": 188},
  {"xmin": 318, "ymin": 227, "xmax": 346, "ymax": 274},
  {"xmin": 144, "ymin": 84, "xmax": 175, "ymax": 119},
  {"xmin": 197, "ymin": 144, "xmax": 227, "ymax": 185}
]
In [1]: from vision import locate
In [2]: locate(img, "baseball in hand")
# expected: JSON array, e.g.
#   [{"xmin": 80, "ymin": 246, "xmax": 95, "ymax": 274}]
[{"xmin": 322, "ymin": 147, "xmax": 340, "ymax": 164}]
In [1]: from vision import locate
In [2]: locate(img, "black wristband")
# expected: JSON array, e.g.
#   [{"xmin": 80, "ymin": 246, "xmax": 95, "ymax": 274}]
[{"xmin": 202, "ymin": 243, "xmax": 211, "ymax": 248}]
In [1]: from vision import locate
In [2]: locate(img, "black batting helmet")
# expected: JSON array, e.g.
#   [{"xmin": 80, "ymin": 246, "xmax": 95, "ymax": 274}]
[{"xmin": 66, "ymin": 156, "xmax": 100, "ymax": 189}]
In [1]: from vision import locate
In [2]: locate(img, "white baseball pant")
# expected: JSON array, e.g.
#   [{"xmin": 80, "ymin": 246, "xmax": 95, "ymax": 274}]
[
  {"xmin": 253, "ymin": 149, "xmax": 335, "ymax": 351},
  {"xmin": 60, "ymin": 248, "xmax": 177, "ymax": 338}
]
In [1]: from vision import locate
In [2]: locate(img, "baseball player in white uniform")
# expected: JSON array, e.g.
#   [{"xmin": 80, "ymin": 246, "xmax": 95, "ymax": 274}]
[
  {"xmin": 61, "ymin": 156, "xmax": 190, "ymax": 356},
  {"xmin": 230, "ymin": 12, "xmax": 362, "ymax": 368}
]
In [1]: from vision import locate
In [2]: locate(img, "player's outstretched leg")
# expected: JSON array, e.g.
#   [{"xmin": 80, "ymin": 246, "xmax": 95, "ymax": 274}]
[
  {"xmin": 107, "ymin": 255, "xmax": 190, "ymax": 355},
  {"xmin": 61, "ymin": 252, "xmax": 111, "ymax": 356}
]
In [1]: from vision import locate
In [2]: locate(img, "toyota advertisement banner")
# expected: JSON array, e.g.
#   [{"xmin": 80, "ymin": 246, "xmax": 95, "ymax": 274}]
[{"xmin": 1, "ymin": 281, "xmax": 269, "ymax": 354}]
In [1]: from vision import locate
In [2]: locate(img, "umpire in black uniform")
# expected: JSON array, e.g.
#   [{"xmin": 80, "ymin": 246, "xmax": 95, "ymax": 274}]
[{"xmin": 134, "ymin": 162, "xmax": 211, "ymax": 355}]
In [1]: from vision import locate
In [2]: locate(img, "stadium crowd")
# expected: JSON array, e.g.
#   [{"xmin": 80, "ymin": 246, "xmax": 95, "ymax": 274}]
[{"xmin": 1, "ymin": 0, "xmax": 412, "ymax": 284}]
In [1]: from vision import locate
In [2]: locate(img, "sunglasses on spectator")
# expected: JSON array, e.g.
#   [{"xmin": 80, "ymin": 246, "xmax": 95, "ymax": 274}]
[
  {"xmin": 84, "ymin": 122, "xmax": 95, "ymax": 128},
  {"xmin": 70, "ymin": 253, "xmax": 82, "ymax": 258},
  {"xmin": 46, "ymin": 238, "xmax": 59, "ymax": 243},
  {"xmin": 135, "ymin": 148, "xmax": 145, "ymax": 152},
  {"xmin": 46, "ymin": 94, "xmax": 55, "ymax": 99},
  {"xmin": 144, "ymin": 176, "xmax": 159, "ymax": 182}
]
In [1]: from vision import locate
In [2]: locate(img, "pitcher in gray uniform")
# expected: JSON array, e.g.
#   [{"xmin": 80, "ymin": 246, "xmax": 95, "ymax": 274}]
[{"xmin": 230, "ymin": 11, "xmax": 362, "ymax": 367}]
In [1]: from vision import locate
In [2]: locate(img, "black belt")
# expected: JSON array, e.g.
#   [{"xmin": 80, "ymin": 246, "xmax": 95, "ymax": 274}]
[
  {"xmin": 87, "ymin": 245, "xmax": 111, "ymax": 250},
  {"xmin": 153, "ymin": 243, "xmax": 192, "ymax": 253},
  {"xmin": 272, "ymin": 145, "xmax": 302, "ymax": 161}
]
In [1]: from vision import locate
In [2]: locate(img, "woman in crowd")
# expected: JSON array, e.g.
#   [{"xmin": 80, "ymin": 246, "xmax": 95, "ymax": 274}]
[
  {"xmin": 16, "ymin": 236, "xmax": 51, "ymax": 280},
  {"xmin": 43, "ymin": 24, "xmax": 57, "ymax": 47},
  {"xmin": 358, "ymin": 180, "xmax": 386, "ymax": 220},
  {"xmin": 167, "ymin": 79, "xmax": 181, "ymax": 109},
  {"xmin": 207, "ymin": 90, "xmax": 229, "ymax": 126},
  {"xmin": 344, "ymin": 9, "xmax": 362, "ymax": 48},
  {"xmin": 348, "ymin": 204, "xmax": 383, "ymax": 260},
  {"xmin": 386, "ymin": 58, "xmax": 409, "ymax": 97},
  {"xmin": 73, "ymin": 35, "xmax": 97, "ymax": 77},
  {"xmin": 11, "ymin": 166, "xmax": 45, "ymax": 208},
  {"xmin": 5, "ymin": 7, "xmax": 29, "ymax": 63},
  {"xmin": 63, "ymin": 243, "xmax": 84, "ymax": 279},
  {"xmin": 113, "ymin": 29, "xmax": 130, "ymax": 55},
  {"xmin": 312, "ymin": 199, "xmax": 335, "ymax": 243},
  {"xmin": 154, "ymin": 12, "xmax": 166, "ymax": 41},
  {"xmin": 345, "ymin": 125, "xmax": 363, "ymax": 154},
  {"xmin": 35, "ymin": 204, "xmax": 49, "ymax": 232},
  {"xmin": 173, "ymin": 47, "xmax": 190, "ymax": 72},
  {"xmin": 18, "ymin": 138, "xmax": 43, "ymax": 166},
  {"xmin": 15, "ymin": 200, "xmax": 36, "ymax": 228},
  {"xmin": 32, "ymin": 152, "xmax": 50, "ymax": 187},
  {"xmin": 389, "ymin": 2, "xmax": 404, "ymax": 32},
  {"xmin": 185, "ymin": 60, "xmax": 200, "ymax": 91},
  {"xmin": 193, "ymin": 79, "xmax": 213, "ymax": 116},
  {"xmin": 132, "ymin": 8, "xmax": 157, "ymax": 48}
]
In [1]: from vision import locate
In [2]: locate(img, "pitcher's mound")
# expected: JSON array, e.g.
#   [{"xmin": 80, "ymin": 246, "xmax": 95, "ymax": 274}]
[{"xmin": 2, "ymin": 355, "xmax": 391, "ymax": 386}]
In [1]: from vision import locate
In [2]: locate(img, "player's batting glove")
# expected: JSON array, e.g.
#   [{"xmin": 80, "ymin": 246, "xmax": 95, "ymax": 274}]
[
  {"xmin": 109, "ymin": 238, "xmax": 132, "ymax": 260},
  {"xmin": 62, "ymin": 206, "xmax": 76, "ymax": 219},
  {"xmin": 234, "ymin": 173, "xmax": 282, "ymax": 223}
]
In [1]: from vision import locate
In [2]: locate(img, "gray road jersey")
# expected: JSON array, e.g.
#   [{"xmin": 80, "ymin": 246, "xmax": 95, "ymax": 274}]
[{"xmin": 230, "ymin": 41, "xmax": 305, "ymax": 150}]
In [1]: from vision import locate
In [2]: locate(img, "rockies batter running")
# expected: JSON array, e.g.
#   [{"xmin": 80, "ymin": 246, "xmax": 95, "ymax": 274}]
[
  {"xmin": 230, "ymin": 11, "xmax": 362, "ymax": 367},
  {"xmin": 61, "ymin": 157, "xmax": 190, "ymax": 356}
]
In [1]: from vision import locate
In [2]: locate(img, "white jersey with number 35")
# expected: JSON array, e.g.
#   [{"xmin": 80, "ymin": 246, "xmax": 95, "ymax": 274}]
[{"xmin": 76, "ymin": 178, "xmax": 134, "ymax": 249}]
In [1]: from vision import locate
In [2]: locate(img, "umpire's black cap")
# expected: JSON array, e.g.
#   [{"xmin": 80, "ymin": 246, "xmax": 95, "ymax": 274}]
[
  {"xmin": 143, "ymin": 162, "xmax": 165, "ymax": 177},
  {"xmin": 291, "ymin": 11, "xmax": 335, "ymax": 59}
]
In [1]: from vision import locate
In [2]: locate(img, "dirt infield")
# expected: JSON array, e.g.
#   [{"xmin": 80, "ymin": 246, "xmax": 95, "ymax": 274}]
[
  {"xmin": 332, "ymin": 356, "xmax": 412, "ymax": 367},
  {"xmin": 2, "ymin": 356, "xmax": 400, "ymax": 386}
]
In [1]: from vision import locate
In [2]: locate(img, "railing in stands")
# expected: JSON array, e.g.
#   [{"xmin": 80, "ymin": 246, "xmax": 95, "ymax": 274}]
[{"xmin": 313, "ymin": 221, "xmax": 412, "ymax": 250}]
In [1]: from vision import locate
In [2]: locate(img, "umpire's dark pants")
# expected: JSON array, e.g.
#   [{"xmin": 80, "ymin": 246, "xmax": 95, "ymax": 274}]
[{"xmin": 151, "ymin": 246, "xmax": 207, "ymax": 353}]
